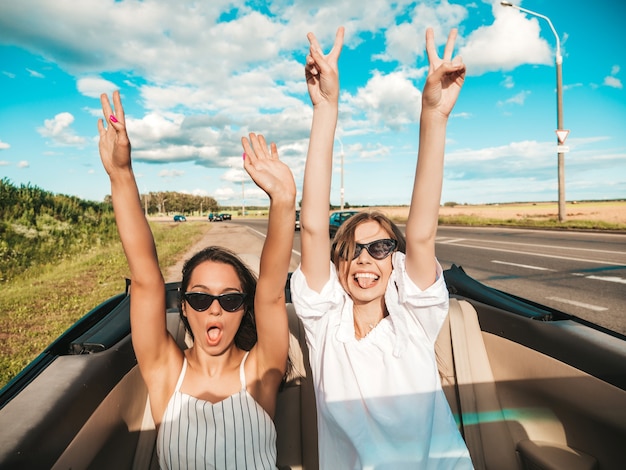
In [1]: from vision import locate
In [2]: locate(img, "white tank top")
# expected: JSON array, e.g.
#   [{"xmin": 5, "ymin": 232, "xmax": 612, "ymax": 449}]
[{"xmin": 157, "ymin": 352, "xmax": 277, "ymax": 469}]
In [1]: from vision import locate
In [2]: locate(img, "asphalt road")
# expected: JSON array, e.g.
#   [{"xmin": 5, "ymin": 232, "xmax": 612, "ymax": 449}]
[
  {"xmin": 232, "ymin": 219, "xmax": 626, "ymax": 335},
  {"xmin": 434, "ymin": 226, "xmax": 626, "ymax": 335}
]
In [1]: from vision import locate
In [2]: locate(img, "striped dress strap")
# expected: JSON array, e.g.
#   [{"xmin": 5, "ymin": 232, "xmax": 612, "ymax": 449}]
[
  {"xmin": 239, "ymin": 351, "xmax": 250, "ymax": 391},
  {"xmin": 174, "ymin": 357, "xmax": 187, "ymax": 392}
]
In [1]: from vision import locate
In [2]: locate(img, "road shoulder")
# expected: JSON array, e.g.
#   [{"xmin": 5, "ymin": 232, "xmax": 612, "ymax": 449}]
[{"xmin": 163, "ymin": 223, "xmax": 276, "ymax": 282}]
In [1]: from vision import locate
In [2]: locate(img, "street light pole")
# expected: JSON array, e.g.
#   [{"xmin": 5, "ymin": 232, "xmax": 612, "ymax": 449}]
[
  {"xmin": 336, "ymin": 136, "xmax": 345, "ymax": 210},
  {"xmin": 501, "ymin": 2, "xmax": 566, "ymax": 221},
  {"xmin": 241, "ymin": 177, "xmax": 245, "ymax": 217}
]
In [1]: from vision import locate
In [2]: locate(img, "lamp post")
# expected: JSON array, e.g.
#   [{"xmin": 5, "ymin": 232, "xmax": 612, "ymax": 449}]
[
  {"xmin": 241, "ymin": 177, "xmax": 245, "ymax": 217},
  {"xmin": 336, "ymin": 136, "xmax": 345, "ymax": 210},
  {"xmin": 501, "ymin": 1, "xmax": 566, "ymax": 222}
]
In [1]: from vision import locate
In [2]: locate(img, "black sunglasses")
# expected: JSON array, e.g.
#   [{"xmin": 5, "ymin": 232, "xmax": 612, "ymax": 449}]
[
  {"xmin": 352, "ymin": 238, "xmax": 397, "ymax": 260},
  {"xmin": 183, "ymin": 292, "xmax": 247, "ymax": 312}
]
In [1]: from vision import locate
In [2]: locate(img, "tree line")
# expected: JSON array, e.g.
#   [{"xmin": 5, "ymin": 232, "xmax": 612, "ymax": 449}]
[
  {"xmin": 0, "ymin": 179, "xmax": 228, "ymax": 282},
  {"xmin": 104, "ymin": 191, "xmax": 220, "ymax": 216},
  {"xmin": 0, "ymin": 178, "xmax": 120, "ymax": 282}
]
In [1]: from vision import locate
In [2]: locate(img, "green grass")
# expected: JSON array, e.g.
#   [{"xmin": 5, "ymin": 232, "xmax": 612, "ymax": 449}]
[
  {"xmin": 438, "ymin": 215, "xmax": 626, "ymax": 231},
  {"xmin": 0, "ymin": 221, "xmax": 211, "ymax": 388}
]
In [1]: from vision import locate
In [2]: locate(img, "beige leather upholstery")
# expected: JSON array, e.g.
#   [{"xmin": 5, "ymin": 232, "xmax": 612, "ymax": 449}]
[
  {"xmin": 274, "ymin": 304, "xmax": 319, "ymax": 469},
  {"xmin": 440, "ymin": 299, "xmax": 611, "ymax": 470},
  {"xmin": 53, "ymin": 296, "xmax": 623, "ymax": 469}
]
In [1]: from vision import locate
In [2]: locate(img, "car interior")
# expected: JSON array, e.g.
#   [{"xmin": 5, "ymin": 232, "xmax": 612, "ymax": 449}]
[{"xmin": 0, "ymin": 258, "xmax": 625, "ymax": 469}]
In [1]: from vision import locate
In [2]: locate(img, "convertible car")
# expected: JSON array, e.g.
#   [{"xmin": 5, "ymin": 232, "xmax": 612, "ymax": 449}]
[{"xmin": 1, "ymin": 264, "xmax": 625, "ymax": 469}]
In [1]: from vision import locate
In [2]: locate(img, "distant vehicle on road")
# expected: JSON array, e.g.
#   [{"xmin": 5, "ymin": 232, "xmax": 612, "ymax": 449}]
[
  {"xmin": 220, "ymin": 213, "xmax": 232, "ymax": 220},
  {"xmin": 295, "ymin": 210, "xmax": 300, "ymax": 231},
  {"xmin": 329, "ymin": 210, "xmax": 358, "ymax": 238},
  {"xmin": 209, "ymin": 213, "xmax": 223, "ymax": 222},
  {"xmin": 173, "ymin": 215, "xmax": 186, "ymax": 222}
]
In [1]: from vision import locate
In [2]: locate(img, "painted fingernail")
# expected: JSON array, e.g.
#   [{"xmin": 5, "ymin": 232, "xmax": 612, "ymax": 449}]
[
  {"xmin": 110, "ymin": 115, "xmax": 118, "ymax": 123},
  {"xmin": 242, "ymin": 152, "xmax": 246, "ymax": 160}
]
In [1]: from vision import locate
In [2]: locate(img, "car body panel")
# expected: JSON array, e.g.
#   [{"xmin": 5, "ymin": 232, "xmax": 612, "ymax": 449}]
[{"xmin": 329, "ymin": 210, "xmax": 358, "ymax": 238}]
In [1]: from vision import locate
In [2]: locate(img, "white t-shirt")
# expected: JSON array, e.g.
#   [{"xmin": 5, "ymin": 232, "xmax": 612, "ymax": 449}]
[{"xmin": 290, "ymin": 252, "xmax": 473, "ymax": 469}]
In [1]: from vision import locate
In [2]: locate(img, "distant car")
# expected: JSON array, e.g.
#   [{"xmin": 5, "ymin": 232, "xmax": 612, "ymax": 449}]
[
  {"xmin": 212, "ymin": 214, "xmax": 223, "ymax": 222},
  {"xmin": 329, "ymin": 210, "xmax": 358, "ymax": 238},
  {"xmin": 173, "ymin": 215, "xmax": 186, "ymax": 222},
  {"xmin": 295, "ymin": 210, "xmax": 300, "ymax": 231},
  {"xmin": 208, "ymin": 213, "xmax": 215, "ymax": 221},
  {"xmin": 220, "ymin": 213, "xmax": 232, "ymax": 220}
]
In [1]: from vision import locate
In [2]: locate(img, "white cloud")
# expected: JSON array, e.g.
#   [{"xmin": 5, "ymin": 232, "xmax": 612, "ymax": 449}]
[
  {"xmin": 26, "ymin": 68, "xmax": 44, "ymax": 78},
  {"xmin": 604, "ymin": 76, "xmax": 623, "ymax": 89},
  {"xmin": 158, "ymin": 169, "xmax": 185, "ymax": 178},
  {"xmin": 189, "ymin": 188, "xmax": 211, "ymax": 197},
  {"xmin": 377, "ymin": 1, "xmax": 468, "ymax": 65},
  {"xmin": 241, "ymin": 185, "xmax": 268, "ymax": 201},
  {"xmin": 37, "ymin": 112, "xmax": 87, "ymax": 147},
  {"xmin": 451, "ymin": 112, "xmax": 472, "ymax": 119},
  {"xmin": 77, "ymin": 76, "xmax": 119, "ymax": 98},
  {"xmin": 345, "ymin": 70, "xmax": 422, "ymax": 130},
  {"xmin": 459, "ymin": 5, "xmax": 551, "ymax": 76},
  {"xmin": 214, "ymin": 186, "xmax": 236, "ymax": 200},
  {"xmin": 442, "ymin": 140, "xmax": 560, "ymax": 203},
  {"xmin": 18, "ymin": 160, "xmax": 30, "ymax": 168},
  {"xmin": 501, "ymin": 75, "xmax": 514, "ymax": 89},
  {"xmin": 0, "ymin": 140, "xmax": 10, "ymax": 150},
  {"xmin": 344, "ymin": 142, "xmax": 390, "ymax": 161},
  {"xmin": 221, "ymin": 167, "xmax": 247, "ymax": 184},
  {"xmin": 497, "ymin": 90, "xmax": 530, "ymax": 106},
  {"xmin": 603, "ymin": 65, "xmax": 622, "ymax": 89}
]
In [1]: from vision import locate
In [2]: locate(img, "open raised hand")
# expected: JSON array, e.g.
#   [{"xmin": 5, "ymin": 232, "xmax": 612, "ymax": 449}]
[{"xmin": 241, "ymin": 133, "xmax": 296, "ymax": 202}]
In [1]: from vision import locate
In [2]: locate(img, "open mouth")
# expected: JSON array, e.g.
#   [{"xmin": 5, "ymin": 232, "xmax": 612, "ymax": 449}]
[
  {"xmin": 354, "ymin": 272, "xmax": 379, "ymax": 289},
  {"xmin": 206, "ymin": 326, "xmax": 223, "ymax": 345}
]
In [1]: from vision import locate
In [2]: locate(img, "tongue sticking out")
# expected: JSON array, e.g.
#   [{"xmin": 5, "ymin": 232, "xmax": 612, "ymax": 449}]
[
  {"xmin": 355, "ymin": 273, "xmax": 378, "ymax": 289},
  {"xmin": 207, "ymin": 327, "xmax": 221, "ymax": 343}
]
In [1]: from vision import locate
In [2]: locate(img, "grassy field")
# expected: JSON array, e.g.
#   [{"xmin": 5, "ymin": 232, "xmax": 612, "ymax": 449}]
[
  {"xmin": 0, "ymin": 221, "xmax": 212, "ymax": 388},
  {"xmin": 374, "ymin": 200, "xmax": 626, "ymax": 230}
]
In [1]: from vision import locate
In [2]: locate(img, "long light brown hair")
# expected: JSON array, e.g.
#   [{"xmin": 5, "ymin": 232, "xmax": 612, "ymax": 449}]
[{"xmin": 331, "ymin": 211, "xmax": 405, "ymax": 284}]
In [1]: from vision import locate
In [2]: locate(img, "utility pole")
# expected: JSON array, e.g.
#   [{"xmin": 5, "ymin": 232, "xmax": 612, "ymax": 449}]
[{"xmin": 501, "ymin": 2, "xmax": 567, "ymax": 221}]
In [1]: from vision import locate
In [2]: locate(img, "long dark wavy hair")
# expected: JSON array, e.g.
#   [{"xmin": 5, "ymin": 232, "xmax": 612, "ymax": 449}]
[
  {"xmin": 331, "ymin": 211, "xmax": 406, "ymax": 284},
  {"xmin": 178, "ymin": 246, "xmax": 257, "ymax": 350}
]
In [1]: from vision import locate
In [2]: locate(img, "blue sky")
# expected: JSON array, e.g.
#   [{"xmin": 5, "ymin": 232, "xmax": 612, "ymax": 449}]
[{"xmin": 1, "ymin": 0, "xmax": 624, "ymax": 207}]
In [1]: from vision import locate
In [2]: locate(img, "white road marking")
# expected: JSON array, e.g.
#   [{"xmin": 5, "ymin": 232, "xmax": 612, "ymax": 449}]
[
  {"xmin": 491, "ymin": 260, "xmax": 554, "ymax": 271},
  {"xmin": 439, "ymin": 236, "xmax": 625, "ymax": 255},
  {"xmin": 249, "ymin": 226, "xmax": 301, "ymax": 256},
  {"xmin": 438, "ymin": 238, "xmax": 466, "ymax": 244},
  {"xmin": 434, "ymin": 240, "xmax": 625, "ymax": 266},
  {"xmin": 585, "ymin": 275, "xmax": 626, "ymax": 284},
  {"xmin": 547, "ymin": 296, "xmax": 608, "ymax": 312}
]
